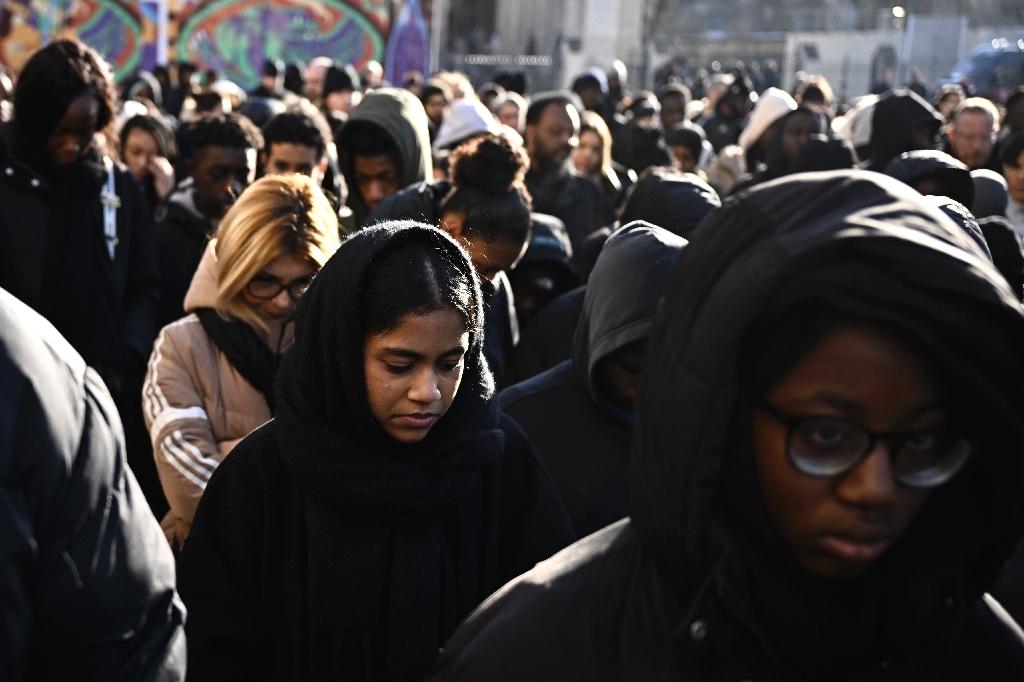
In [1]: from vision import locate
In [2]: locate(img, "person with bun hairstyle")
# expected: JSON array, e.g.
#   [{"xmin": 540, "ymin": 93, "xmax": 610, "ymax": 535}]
[
  {"xmin": 178, "ymin": 221, "xmax": 574, "ymax": 680},
  {"xmin": 143, "ymin": 174, "xmax": 340, "ymax": 549},
  {"xmin": 369, "ymin": 133, "xmax": 533, "ymax": 386}
]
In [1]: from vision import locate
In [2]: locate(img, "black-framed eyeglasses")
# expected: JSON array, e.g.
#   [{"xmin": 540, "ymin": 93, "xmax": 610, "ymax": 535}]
[
  {"xmin": 245, "ymin": 274, "xmax": 314, "ymax": 301},
  {"xmin": 757, "ymin": 402, "xmax": 972, "ymax": 489}
]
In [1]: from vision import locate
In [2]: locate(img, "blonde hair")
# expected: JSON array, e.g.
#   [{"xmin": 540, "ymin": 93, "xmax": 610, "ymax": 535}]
[
  {"xmin": 579, "ymin": 110, "xmax": 613, "ymax": 177},
  {"xmin": 214, "ymin": 174, "xmax": 340, "ymax": 330}
]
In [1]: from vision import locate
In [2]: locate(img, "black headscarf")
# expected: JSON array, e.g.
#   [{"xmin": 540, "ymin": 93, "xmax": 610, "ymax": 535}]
[
  {"xmin": 273, "ymin": 221, "xmax": 506, "ymax": 679},
  {"xmin": 631, "ymin": 170, "xmax": 1024, "ymax": 678}
]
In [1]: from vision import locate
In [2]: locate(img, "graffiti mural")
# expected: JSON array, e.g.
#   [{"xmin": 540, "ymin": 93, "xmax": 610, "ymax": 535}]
[
  {"xmin": 0, "ymin": 0, "xmax": 142, "ymax": 79},
  {"xmin": 0, "ymin": 0, "xmax": 393, "ymax": 88},
  {"xmin": 175, "ymin": 0, "xmax": 390, "ymax": 90}
]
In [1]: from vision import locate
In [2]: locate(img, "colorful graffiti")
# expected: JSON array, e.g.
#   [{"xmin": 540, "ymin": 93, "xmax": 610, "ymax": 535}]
[
  {"xmin": 0, "ymin": 0, "xmax": 393, "ymax": 88},
  {"xmin": 0, "ymin": 0, "xmax": 142, "ymax": 79},
  {"xmin": 175, "ymin": 0, "xmax": 390, "ymax": 90}
]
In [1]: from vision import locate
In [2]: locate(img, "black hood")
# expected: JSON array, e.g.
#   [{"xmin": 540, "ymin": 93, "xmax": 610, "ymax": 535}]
[
  {"xmin": 620, "ymin": 168, "xmax": 721, "ymax": 238},
  {"xmin": 572, "ymin": 221, "xmax": 686, "ymax": 410},
  {"xmin": 972, "ymin": 169, "xmax": 1010, "ymax": 219},
  {"xmin": 631, "ymin": 169, "xmax": 1024, "ymax": 616},
  {"xmin": 338, "ymin": 89, "xmax": 433, "ymax": 227},
  {"xmin": 274, "ymin": 221, "xmax": 498, "ymax": 507},
  {"xmin": 868, "ymin": 88, "xmax": 944, "ymax": 170},
  {"xmin": 885, "ymin": 149, "xmax": 974, "ymax": 207}
]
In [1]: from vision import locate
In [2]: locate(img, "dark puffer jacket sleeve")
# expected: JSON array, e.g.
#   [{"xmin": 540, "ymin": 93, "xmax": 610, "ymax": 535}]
[{"xmin": 0, "ymin": 289, "xmax": 186, "ymax": 682}]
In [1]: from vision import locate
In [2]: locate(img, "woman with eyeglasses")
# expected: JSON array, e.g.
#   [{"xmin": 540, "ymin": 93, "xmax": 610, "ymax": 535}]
[
  {"xmin": 143, "ymin": 174, "xmax": 340, "ymax": 549},
  {"xmin": 430, "ymin": 170, "xmax": 1024, "ymax": 680}
]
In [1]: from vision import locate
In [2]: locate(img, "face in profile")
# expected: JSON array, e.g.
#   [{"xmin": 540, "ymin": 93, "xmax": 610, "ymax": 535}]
[
  {"xmin": 364, "ymin": 308, "xmax": 470, "ymax": 444},
  {"xmin": 751, "ymin": 321, "xmax": 957, "ymax": 581}
]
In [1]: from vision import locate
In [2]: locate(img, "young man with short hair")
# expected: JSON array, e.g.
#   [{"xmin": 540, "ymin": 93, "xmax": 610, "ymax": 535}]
[
  {"xmin": 337, "ymin": 88, "xmax": 432, "ymax": 228},
  {"xmin": 153, "ymin": 112, "xmax": 262, "ymax": 328}
]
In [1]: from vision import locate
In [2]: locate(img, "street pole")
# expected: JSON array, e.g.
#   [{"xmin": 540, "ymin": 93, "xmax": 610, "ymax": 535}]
[{"xmin": 431, "ymin": 0, "xmax": 447, "ymax": 75}]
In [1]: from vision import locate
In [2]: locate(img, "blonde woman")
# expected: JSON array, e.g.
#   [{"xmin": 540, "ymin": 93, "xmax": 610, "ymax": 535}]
[
  {"xmin": 573, "ymin": 110, "xmax": 636, "ymax": 210},
  {"xmin": 143, "ymin": 174, "xmax": 340, "ymax": 548}
]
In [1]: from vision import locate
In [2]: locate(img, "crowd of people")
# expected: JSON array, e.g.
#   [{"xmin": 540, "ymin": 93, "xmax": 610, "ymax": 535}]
[{"xmin": 4, "ymin": 36, "xmax": 1024, "ymax": 680}]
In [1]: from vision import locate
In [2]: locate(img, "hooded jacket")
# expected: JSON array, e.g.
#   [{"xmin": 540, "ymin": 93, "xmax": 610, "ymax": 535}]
[
  {"xmin": 884, "ymin": 149, "xmax": 975, "ymax": 207},
  {"xmin": 153, "ymin": 179, "xmax": 217, "ymax": 330},
  {"xmin": 499, "ymin": 222, "xmax": 686, "ymax": 537},
  {"xmin": 867, "ymin": 89, "xmax": 944, "ymax": 171},
  {"xmin": 430, "ymin": 170, "xmax": 1024, "ymax": 681},
  {"xmin": 179, "ymin": 222, "xmax": 573, "ymax": 682},
  {"xmin": 0, "ymin": 288, "xmax": 185, "ymax": 681},
  {"xmin": 338, "ymin": 88, "xmax": 432, "ymax": 228},
  {"xmin": 142, "ymin": 243, "xmax": 274, "ymax": 548}
]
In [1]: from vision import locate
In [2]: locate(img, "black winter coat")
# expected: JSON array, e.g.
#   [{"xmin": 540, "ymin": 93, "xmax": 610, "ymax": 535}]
[
  {"xmin": 152, "ymin": 184, "xmax": 216, "ymax": 330},
  {"xmin": 500, "ymin": 223, "xmax": 686, "ymax": 536},
  {"xmin": 180, "ymin": 223, "xmax": 574, "ymax": 681},
  {"xmin": 0, "ymin": 124, "xmax": 158, "ymax": 377},
  {"xmin": 526, "ymin": 159, "xmax": 612, "ymax": 253},
  {"xmin": 0, "ymin": 288, "xmax": 185, "ymax": 681},
  {"xmin": 431, "ymin": 170, "xmax": 1024, "ymax": 680}
]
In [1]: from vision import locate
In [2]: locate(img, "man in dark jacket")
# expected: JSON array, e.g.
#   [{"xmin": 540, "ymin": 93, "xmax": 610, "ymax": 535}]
[
  {"xmin": 337, "ymin": 87, "xmax": 432, "ymax": 228},
  {"xmin": 0, "ymin": 39, "xmax": 164, "ymax": 513},
  {"xmin": 500, "ymin": 222, "xmax": 685, "ymax": 536},
  {"xmin": 524, "ymin": 93, "xmax": 611, "ymax": 250},
  {"xmin": 0, "ymin": 288, "xmax": 185, "ymax": 680},
  {"xmin": 430, "ymin": 170, "xmax": 1024, "ymax": 680},
  {"xmin": 153, "ymin": 112, "xmax": 262, "ymax": 329}
]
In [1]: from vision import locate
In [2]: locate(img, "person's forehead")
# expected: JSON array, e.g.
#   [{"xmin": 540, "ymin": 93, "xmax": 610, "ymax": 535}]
[
  {"xmin": 540, "ymin": 102, "xmax": 575, "ymax": 125},
  {"xmin": 125, "ymin": 128, "xmax": 157, "ymax": 147},
  {"xmin": 196, "ymin": 145, "xmax": 250, "ymax": 167},
  {"xmin": 268, "ymin": 141, "xmax": 318, "ymax": 161},
  {"xmin": 956, "ymin": 109, "xmax": 994, "ymax": 127},
  {"xmin": 354, "ymin": 154, "xmax": 397, "ymax": 174}
]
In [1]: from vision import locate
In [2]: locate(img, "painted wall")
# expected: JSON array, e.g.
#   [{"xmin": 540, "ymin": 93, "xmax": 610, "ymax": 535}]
[{"xmin": 0, "ymin": 0, "xmax": 391, "ymax": 89}]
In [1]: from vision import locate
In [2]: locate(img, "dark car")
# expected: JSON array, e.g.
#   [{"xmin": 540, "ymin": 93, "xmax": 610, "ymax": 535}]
[{"xmin": 945, "ymin": 38, "xmax": 1024, "ymax": 104}]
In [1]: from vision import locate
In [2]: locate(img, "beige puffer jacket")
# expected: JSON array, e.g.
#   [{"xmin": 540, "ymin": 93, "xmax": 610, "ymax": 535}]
[{"xmin": 142, "ymin": 242, "xmax": 272, "ymax": 548}]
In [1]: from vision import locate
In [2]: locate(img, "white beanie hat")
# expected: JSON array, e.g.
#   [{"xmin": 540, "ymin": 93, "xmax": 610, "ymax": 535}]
[
  {"xmin": 433, "ymin": 98, "xmax": 502, "ymax": 150},
  {"xmin": 738, "ymin": 87, "xmax": 797, "ymax": 151},
  {"xmin": 832, "ymin": 94, "xmax": 880, "ymax": 151}
]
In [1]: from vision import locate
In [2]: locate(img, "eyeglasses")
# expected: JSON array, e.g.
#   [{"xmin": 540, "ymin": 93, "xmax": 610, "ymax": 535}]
[
  {"xmin": 245, "ymin": 274, "xmax": 314, "ymax": 301},
  {"xmin": 758, "ymin": 402, "xmax": 972, "ymax": 489}
]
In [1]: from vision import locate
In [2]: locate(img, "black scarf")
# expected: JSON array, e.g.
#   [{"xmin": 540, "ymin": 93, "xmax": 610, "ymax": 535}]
[
  {"xmin": 195, "ymin": 308, "xmax": 281, "ymax": 410},
  {"xmin": 274, "ymin": 222, "xmax": 506, "ymax": 680}
]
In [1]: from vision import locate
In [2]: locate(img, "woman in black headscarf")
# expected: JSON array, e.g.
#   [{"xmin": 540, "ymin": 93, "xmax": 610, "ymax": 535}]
[
  {"xmin": 429, "ymin": 170, "xmax": 1024, "ymax": 680},
  {"xmin": 178, "ymin": 221, "xmax": 574, "ymax": 681}
]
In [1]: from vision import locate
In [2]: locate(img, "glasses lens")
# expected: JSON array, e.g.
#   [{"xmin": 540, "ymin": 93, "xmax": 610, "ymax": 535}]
[
  {"xmin": 893, "ymin": 431, "xmax": 972, "ymax": 488},
  {"xmin": 789, "ymin": 418, "xmax": 869, "ymax": 477},
  {"xmin": 247, "ymin": 278, "xmax": 281, "ymax": 299},
  {"xmin": 288, "ymin": 277, "xmax": 314, "ymax": 299}
]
